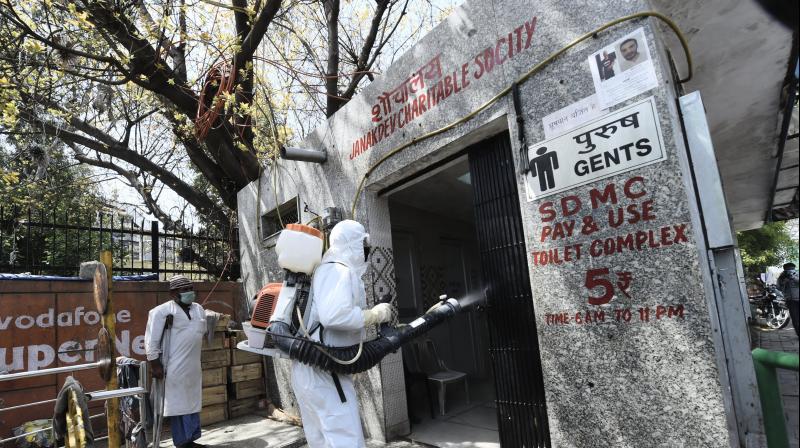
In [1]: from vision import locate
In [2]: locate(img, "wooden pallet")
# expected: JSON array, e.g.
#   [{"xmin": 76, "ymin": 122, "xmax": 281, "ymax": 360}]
[
  {"xmin": 202, "ymin": 332, "xmax": 227, "ymax": 351},
  {"xmin": 230, "ymin": 378, "xmax": 266, "ymax": 399},
  {"xmin": 202, "ymin": 384, "xmax": 228, "ymax": 406},
  {"xmin": 202, "ymin": 367, "xmax": 226, "ymax": 387},
  {"xmin": 200, "ymin": 404, "xmax": 228, "ymax": 426},
  {"xmin": 201, "ymin": 349, "xmax": 231, "ymax": 369},
  {"xmin": 227, "ymin": 396, "xmax": 265, "ymax": 419},
  {"xmin": 228, "ymin": 363, "xmax": 262, "ymax": 383},
  {"xmin": 230, "ymin": 336, "xmax": 264, "ymax": 365}
]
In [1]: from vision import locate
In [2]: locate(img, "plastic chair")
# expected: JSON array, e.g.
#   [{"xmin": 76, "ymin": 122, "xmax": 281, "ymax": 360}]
[
  {"xmin": 417, "ymin": 338, "xmax": 469, "ymax": 416},
  {"xmin": 402, "ymin": 343, "xmax": 437, "ymax": 420}
]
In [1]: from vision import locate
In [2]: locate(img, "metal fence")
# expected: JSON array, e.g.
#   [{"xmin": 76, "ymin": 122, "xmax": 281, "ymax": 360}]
[{"xmin": 0, "ymin": 206, "xmax": 238, "ymax": 280}]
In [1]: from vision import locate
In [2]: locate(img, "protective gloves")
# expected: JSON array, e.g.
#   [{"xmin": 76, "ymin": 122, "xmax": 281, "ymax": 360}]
[{"xmin": 362, "ymin": 302, "xmax": 394, "ymax": 326}]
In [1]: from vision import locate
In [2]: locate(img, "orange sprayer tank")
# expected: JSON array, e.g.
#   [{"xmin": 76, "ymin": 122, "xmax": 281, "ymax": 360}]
[{"xmin": 251, "ymin": 283, "xmax": 283, "ymax": 329}]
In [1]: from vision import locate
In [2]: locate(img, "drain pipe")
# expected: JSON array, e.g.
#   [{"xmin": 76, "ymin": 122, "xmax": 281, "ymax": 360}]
[{"xmin": 280, "ymin": 146, "xmax": 328, "ymax": 164}]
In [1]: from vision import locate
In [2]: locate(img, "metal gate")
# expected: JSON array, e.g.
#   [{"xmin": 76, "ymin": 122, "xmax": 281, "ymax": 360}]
[{"xmin": 469, "ymin": 132, "xmax": 551, "ymax": 447}]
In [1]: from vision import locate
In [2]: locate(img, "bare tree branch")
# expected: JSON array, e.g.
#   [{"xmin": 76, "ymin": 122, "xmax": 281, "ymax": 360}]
[
  {"xmin": 234, "ymin": 0, "xmax": 282, "ymax": 70},
  {"xmin": 323, "ymin": 0, "xmax": 341, "ymax": 116},
  {"xmin": 18, "ymin": 106, "xmax": 229, "ymax": 227},
  {"xmin": 341, "ymin": 0, "xmax": 403, "ymax": 100}
]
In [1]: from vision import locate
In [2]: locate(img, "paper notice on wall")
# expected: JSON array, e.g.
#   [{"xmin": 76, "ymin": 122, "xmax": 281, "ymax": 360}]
[
  {"xmin": 588, "ymin": 28, "xmax": 658, "ymax": 108},
  {"xmin": 542, "ymin": 94, "xmax": 606, "ymax": 139},
  {"xmin": 525, "ymin": 96, "xmax": 666, "ymax": 200}
]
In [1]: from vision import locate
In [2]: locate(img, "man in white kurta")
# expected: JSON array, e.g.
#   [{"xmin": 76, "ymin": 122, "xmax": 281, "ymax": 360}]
[{"xmin": 145, "ymin": 275, "xmax": 207, "ymax": 448}]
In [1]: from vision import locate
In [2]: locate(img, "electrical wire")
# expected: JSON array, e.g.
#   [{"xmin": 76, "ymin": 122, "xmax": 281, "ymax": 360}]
[
  {"xmin": 195, "ymin": 59, "xmax": 237, "ymax": 141},
  {"xmin": 271, "ymin": 158, "xmax": 285, "ymax": 228},
  {"xmin": 264, "ymin": 93, "xmax": 286, "ymax": 229},
  {"xmin": 349, "ymin": 11, "xmax": 693, "ymax": 216}
]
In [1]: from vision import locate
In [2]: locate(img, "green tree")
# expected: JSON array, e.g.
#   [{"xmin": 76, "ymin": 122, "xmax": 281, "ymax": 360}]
[
  {"xmin": 0, "ymin": 134, "xmax": 113, "ymax": 273},
  {"xmin": 737, "ymin": 221, "xmax": 799, "ymax": 278},
  {"xmin": 0, "ymin": 0, "xmax": 454, "ymax": 276},
  {"xmin": 0, "ymin": 0, "xmax": 443, "ymax": 229}
]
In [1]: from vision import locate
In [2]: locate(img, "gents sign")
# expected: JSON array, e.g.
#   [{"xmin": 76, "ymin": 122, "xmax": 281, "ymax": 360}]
[{"xmin": 526, "ymin": 96, "xmax": 665, "ymax": 200}]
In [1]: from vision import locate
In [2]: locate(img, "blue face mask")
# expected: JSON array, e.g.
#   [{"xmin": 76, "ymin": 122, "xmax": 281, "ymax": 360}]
[{"xmin": 179, "ymin": 291, "xmax": 196, "ymax": 305}]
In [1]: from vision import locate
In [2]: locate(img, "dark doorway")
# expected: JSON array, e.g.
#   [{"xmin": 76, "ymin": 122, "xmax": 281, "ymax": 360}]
[
  {"xmin": 386, "ymin": 131, "xmax": 549, "ymax": 447},
  {"xmin": 388, "ymin": 156, "xmax": 499, "ymax": 446}
]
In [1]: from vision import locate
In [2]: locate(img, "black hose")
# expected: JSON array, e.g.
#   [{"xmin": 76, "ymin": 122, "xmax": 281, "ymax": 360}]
[{"xmin": 267, "ymin": 299, "xmax": 461, "ymax": 375}]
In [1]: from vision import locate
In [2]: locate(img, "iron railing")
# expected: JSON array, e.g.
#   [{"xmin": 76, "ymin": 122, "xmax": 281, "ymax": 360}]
[
  {"xmin": 0, "ymin": 361, "xmax": 150, "ymax": 446},
  {"xmin": 752, "ymin": 348, "xmax": 800, "ymax": 448},
  {"xmin": 0, "ymin": 206, "xmax": 238, "ymax": 280}
]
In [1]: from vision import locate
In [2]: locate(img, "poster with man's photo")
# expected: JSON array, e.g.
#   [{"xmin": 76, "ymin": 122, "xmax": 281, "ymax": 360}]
[{"xmin": 588, "ymin": 28, "xmax": 658, "ymax": 108}]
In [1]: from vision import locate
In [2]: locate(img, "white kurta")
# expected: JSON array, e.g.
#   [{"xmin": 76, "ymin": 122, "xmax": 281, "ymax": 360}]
[{"xmin": 144, "ymin": 301, "xmax": 206, "ymax": 417}]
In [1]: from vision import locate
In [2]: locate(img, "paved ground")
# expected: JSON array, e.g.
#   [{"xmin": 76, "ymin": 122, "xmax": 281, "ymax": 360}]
[
  {"xmin": 403, "ymin": 379, "xmax": 498, "ymax": 448},
  {"xmin": 750, "ymin": 321, "xmax": 799, "ymax": 448},
  {"xmin": 139, "ymin": 324, "xmax": 797, "ymax": 448},
  {"xmin": 96, "ymin": 412, "xmax": 306, "ymax": 448},
  {"xmin": 154, "ymin": 412, "xmax": 430, "ymax": 448},
  {"xmin": 189, "ymin": 413, "xmax": 305, "ymax": 448}
]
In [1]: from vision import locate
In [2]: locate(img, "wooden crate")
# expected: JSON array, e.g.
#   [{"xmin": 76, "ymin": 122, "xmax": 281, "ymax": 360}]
[
  {"xmin": 231, "ymin": 344, "xmax": 262, "ymax": 365},
  {"xmin": 202, "ymin": 384, "xmax": 228, "ymax": 406},
  {"xmin": 202, "ymin": 367, "xmax": 225, "ymax": 387},
  {"xmin": 227, "ymin": 396, "xmax": 264, "ymax": 419},
  {"xmin": 200, "ymin": 403, "xmax": 228, "ymax": 426},
  {"xmin": 231, "ymin": 378, "xmax": 266, "ymax": 399},
  {"xmin": 214, "ymin": 315, "xmax": 231, "ymax": 331},
  {"xmin": 201, "ymin": 349, "xmax": 231, "ymax": 369},
  {"xmin": 228, "ymin": 363, "xmax": 262, "ymax": 383},
  {"xmin": 202, "ymin": 332, "xmax": 227, "ymax": 351}
]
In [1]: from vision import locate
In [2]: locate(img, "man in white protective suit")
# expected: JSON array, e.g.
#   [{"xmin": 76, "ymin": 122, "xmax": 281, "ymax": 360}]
[
  {"xmin": 145, "ymin": 275, "xmax": 208, "ymax": 448},
  {"xmin": 291, "ymin": 220, "xmax": 394, "ymax": 447}
]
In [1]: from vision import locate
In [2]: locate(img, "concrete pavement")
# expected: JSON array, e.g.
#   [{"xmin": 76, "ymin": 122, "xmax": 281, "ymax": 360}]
[
  {"xmin": 158, "ymin": 412, "xmax": 431, "ymax": 448},
  {"xmin": 152, "ymin": 322, "xmax": 797, "ymax": 448}
]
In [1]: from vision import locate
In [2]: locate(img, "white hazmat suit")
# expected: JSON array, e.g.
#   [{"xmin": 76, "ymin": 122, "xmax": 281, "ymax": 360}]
[{"xmin": 291, "ymin": 220, "xmax": 390, "ymax": 447}]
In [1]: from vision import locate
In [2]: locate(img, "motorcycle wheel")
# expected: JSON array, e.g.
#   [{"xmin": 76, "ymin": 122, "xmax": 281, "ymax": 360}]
[{"xmin": 766, "ymin": 307, "xmax": 791, "ymax": 329}]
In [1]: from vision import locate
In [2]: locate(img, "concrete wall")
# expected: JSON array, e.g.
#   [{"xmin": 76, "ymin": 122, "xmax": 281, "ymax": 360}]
[
  {"xmin": 0, "ymin": 280, "xmax": 242, "ymax": 438},
  {"xmin": 238, "ymin": 1, "xmax": 742, "ymax": 445}
]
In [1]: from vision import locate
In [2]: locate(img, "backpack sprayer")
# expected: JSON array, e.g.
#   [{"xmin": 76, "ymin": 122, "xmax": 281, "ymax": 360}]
[{"xmin": 239, "ymin": 221, "xmax": 464, "ymax": 375}]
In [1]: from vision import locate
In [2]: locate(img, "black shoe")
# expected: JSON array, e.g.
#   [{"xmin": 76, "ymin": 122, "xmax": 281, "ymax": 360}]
[{"xmin": 176, "ymin": 442, "xmax": 205, "ymax": 448}]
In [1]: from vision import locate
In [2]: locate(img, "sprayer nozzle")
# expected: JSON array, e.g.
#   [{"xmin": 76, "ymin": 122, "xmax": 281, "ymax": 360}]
[{"xmin": 446, "ymin": 298, "xmax": 461, "ymax": 311}]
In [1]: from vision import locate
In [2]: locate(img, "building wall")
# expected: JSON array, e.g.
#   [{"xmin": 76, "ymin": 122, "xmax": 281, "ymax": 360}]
[
  {"xmin": 237, "ymin": 1, "xmax": 738, "ymax": 445},
  {"xmin": 0, "ymin": 280, "xmax": 242, "ymax": 438}
]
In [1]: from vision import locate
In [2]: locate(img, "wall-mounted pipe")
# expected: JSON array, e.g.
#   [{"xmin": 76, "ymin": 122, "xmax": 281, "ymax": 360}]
[{"xmin": 280, "ymin": 146, "xmax": 328, "ymax": 164}]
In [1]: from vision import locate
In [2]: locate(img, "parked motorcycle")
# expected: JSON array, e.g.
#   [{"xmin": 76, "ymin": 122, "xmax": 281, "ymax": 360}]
[{"xmin": 750, "ymin": 281, "xmax": 791, "ymax": 329}]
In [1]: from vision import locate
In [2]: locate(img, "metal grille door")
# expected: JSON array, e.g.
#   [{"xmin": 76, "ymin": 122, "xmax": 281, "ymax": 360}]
[{"xmin": 469, "ymin": 132, "xmax": 551, "ymax": 447}]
